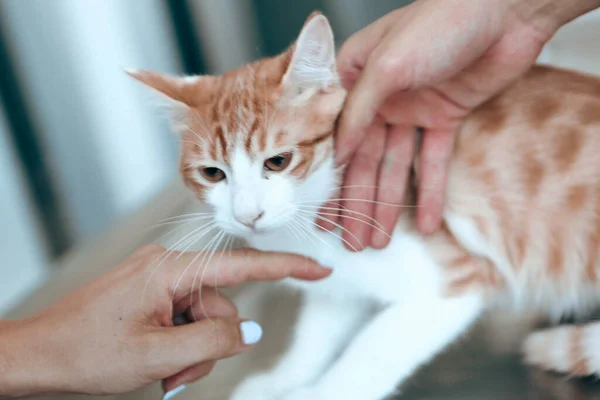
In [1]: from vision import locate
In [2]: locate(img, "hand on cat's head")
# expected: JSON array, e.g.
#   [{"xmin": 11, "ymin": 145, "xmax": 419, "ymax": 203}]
[{"xmin": 128, "ymin": 13, "xmax": 346, "ymax": 240}]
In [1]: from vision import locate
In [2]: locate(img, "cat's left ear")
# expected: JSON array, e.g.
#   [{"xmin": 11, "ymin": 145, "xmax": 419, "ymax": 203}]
[{"xmin": 282, "ymin": 12, "xmax": 338, "ymax": 96}]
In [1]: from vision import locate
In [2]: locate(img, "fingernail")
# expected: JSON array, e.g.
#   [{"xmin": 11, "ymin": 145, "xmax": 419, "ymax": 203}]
[
  {"xmin": 162, "ymin": 385, "xmax": 186, "ymax": 400},
  {"xmin": 240, "ymin": 321, "xmax": 263, "ymax": 345}
]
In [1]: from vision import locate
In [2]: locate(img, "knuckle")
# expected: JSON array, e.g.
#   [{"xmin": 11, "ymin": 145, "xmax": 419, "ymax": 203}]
[{"xmin": 372, "ymin": 54, "xmax": 402, "ymax": 77}]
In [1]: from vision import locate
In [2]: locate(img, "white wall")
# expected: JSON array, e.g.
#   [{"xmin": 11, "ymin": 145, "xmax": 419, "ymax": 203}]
[
  {"xmin": 538, "ymin": 9, "xmax": 600, "ymax": 76},
  {"xmin": 0, "ymin": 107, "xmax": 47, "ymax": 315}
]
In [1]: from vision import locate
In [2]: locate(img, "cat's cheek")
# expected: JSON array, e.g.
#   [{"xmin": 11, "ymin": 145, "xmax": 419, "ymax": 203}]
[{"xmin": 204, "ymin": 184, "xmax": 227, "ymax": 208}]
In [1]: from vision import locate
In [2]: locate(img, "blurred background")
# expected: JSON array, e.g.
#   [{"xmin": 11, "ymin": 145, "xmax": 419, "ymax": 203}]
[{"xmin": 0, "ymin": 0, "xmax": 599, "ymax": 315}]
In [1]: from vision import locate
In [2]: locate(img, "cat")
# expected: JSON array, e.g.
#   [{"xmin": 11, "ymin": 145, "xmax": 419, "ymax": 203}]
[{"xmin": 128, "ymin": 11, "xmax": 600, "ymax": 400}]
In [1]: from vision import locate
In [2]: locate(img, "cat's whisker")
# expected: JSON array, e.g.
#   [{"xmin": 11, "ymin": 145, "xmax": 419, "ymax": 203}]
[
  {"xmin": 296, "ymin": 214, "xmax": 360, "ymax": 252},
  {"xmin": 192, "ymin": 230, "xmax": 227, "ymax": 322},
  {"xmin": 148, "ymin": 215, "xmax": 215, "ymax": 231},
  {"xmin": 157, "ymin": 212, "xmax": 215, "ymax": 224},
  {"xmin": 150, "ymin": 219, "xmax": 213, "ymax": 250},
  {"xmin": 174, "ymin": 223, "xmax": 219, "ymax": 259},
  {"xmin": 293, "ymin": 216, "xmax": 334, "ymax": 250},
  {"xmin": 297, "ymin": 218, "xmax": 323, "ymax": 245},
  {"xmin": 333, "ymin": 184, "xmax": 386, "ymax": 191},
  {"xmin": 140, "ymin": 222, "xmax": 216, "ymax": 307},
  {"xmin": 284, "ymin": 222, "xmax": 302, "ymax": 243},
  {"xmin": 208, "ymin": 234, "xmax": 234, "ymax": 349},
  {"xmin": 292, "ymin": 217, "xmax": 319, "ymax": 247},
  {"xmin": 170, "ymin": 229, "xmax": 222, "ymax": 317},
  {"xmin": 213, "ymin": 234, "xmax": 234, "ymax": 292},
  {"xmin": 298, "ymin": 205, "xmax": 386, "ymax": 230},
  {"xmin": 264, "ymin": 206, "xmax": 295, "ymax": 224},
  {"xmin": 300, "ymin": 210, "xmax": 391, "ymax": 239},
  {"xmin": 308, "ymin": 214, "xmax": 365, "ymax": 250},
  {"xmin": 296, "ymin": 198, "xmax": 420, "ymax": 208},
  {"xmin": 165, "ymin": 225, "xmax": 218, "ymax": 278}
]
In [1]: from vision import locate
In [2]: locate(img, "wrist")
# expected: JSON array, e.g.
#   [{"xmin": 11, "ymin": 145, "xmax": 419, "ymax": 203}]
[
  {"xmin": 0, "ymin": 316, "xmax": 73, "ymax": 397},
  {"xmin": 510, "ymin": 0, "xmax": 600, "ymax": 39}
]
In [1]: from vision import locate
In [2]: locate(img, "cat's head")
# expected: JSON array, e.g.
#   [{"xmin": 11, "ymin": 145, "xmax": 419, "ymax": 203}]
[{"xmin": 129, "ymin": 12, "xmax": 345, "ymax": 238}]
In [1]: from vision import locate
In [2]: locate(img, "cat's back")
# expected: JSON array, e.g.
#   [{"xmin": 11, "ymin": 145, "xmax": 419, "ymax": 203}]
[{"xmin": 445, "ymin": 65, "xmax": 600, "ymax": 301}]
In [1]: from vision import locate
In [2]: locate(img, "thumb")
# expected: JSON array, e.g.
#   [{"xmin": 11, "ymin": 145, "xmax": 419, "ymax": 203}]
[{"xmin": 149, "ymin": 318, "xmax": 263, "ymax": 370}]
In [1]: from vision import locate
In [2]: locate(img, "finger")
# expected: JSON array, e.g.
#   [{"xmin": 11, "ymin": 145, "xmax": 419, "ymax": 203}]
[
  {"xmin": 371, "ymin": 125, "xmax": 416, "ymax": 249},
  {"xmin": 417, "ymin": 128, "xmax": 456, "ymax": 235},
  {"xmin": 339, "ymin": 118, "xmax": 387, "ymax": 251},
  {"xmin": 149, "ymin": 318, "xmax": 262, "ymax": 368},
  {"xmin": 162, "ymin": 361, "xmax": 215, "ymax": 393},
  {"xmin": 173, "ymin": 288, "xmax": 238, "ymax": 321},
  {"xmin": 167, "ymin": 249, "xmax": 331, "ymax": 300}
]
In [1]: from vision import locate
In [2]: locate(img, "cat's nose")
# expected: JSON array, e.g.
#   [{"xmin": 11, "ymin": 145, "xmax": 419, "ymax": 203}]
[{"xmin": 235, "ymin": 212, "xmax": 264, "ymax": 229}]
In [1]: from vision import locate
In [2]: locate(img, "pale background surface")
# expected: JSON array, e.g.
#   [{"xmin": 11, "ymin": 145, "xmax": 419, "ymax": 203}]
[{"xmin": 3, "ymin": 4, "xmax": 600, "ymax": 400}]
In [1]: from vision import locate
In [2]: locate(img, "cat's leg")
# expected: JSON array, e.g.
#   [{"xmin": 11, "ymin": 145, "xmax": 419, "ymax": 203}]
[
  {"xmin": 231, "ymin": 292, "xmax": 370, "ymax": 400},
  {"xmin": 283, "ymin": 292, "xmax": 484, "ymax": 400}
]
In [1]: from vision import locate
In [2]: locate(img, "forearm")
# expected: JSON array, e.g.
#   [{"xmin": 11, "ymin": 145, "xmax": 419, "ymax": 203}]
[
  {"xmin": 512, "ymin": 0, "xmax": 600, "ymax": 38},
  {"xmin": 0, "ymin": 318, "xmax": 70, "ymax": 398}
]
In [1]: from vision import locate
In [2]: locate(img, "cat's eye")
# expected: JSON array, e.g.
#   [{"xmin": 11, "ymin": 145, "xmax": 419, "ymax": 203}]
[
  {"xmin": 264, "ymin": 152, "xmax": 293, "ymax": 172},
  {"xmin": 199, "ymin": 167, "xmax": 226, "ymax": 182}
]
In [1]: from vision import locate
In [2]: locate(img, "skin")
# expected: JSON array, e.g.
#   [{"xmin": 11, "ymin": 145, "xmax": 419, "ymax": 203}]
[
  {"xmin": 325, "ymin": 0, "xmax": 600, "ymax": 251},
  {"xmin": 0, "ymin": 245, "xmax": 330, "ymax": 397}
]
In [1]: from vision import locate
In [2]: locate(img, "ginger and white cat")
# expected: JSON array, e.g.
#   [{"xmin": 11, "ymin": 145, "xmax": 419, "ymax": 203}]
[{"xmin": 129, "ymin": 12, "xmax": 600, "ymax": 400}]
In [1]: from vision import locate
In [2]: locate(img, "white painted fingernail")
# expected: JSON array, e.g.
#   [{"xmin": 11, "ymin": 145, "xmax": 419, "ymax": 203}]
[
  {"xmin": 162, "ymin": 385, "xmax": 186, "ymax": 400},
  {"xmin": 240, "ymin": 320, "xmax": 263, "ymax": 345}
]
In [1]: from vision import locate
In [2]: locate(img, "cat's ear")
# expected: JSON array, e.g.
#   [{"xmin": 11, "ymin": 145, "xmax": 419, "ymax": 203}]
[
  {"xmin": 126, "ymin": 69, "xmax": 206, "ymax": 111},
  {"xmin": 282, "ymin": 12, "xmax": 338, "ymax": 96}
]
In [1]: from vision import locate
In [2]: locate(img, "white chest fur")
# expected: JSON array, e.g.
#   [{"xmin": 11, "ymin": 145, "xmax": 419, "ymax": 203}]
[{"xmin": 249, "ymin": 223, "xmax": 445, "ymax": 304}]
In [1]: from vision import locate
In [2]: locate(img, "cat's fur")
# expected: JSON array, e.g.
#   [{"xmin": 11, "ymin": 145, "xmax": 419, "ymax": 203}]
[{"xmin": 129, "ymin": 12, "xmax": 600, "ymax": 400}]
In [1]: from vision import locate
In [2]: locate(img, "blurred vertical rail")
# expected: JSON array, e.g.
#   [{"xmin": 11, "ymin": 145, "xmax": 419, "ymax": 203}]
[
  {"xmin": 165, "ymin": 0, "xmax": 208, "ymax": 75},
  {"xmin": 0, "ymin": 9, "xmax": 70, "ymax": 257}
]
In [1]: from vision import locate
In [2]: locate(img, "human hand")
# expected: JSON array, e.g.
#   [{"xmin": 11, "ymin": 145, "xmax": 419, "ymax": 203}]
[
  {"xmin": 0, "ymin": 245, "xmax": 329, "ymax": 398},
  {"xmin": 320, "ymin": 0, "xmax": 569, "ymax": 250}
]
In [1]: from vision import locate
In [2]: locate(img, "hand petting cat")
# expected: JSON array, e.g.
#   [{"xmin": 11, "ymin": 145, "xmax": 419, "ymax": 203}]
[
  {"xmin": 326, "ymin": 0, "xmax": 600, "ymax": 251},
  {"xmin": 0, "ymin": 246, "xmax": 329, "ymax": 398}
]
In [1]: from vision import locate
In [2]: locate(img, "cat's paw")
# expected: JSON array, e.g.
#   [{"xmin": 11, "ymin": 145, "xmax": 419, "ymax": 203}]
[{"xmin": 230, "ymin": 373, "xmax": 283, "ymax": 400}]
